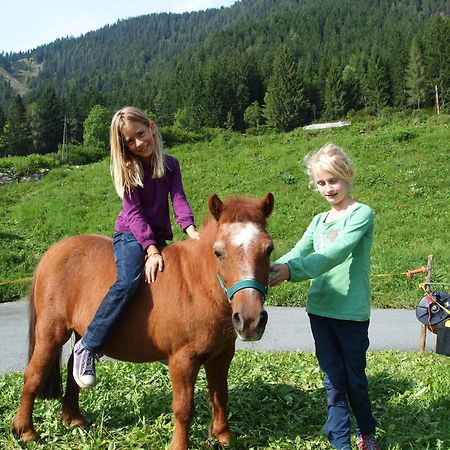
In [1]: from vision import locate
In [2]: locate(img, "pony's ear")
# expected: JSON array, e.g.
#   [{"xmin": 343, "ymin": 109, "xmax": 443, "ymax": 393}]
[
  {"xmin": 260, "ymin": 193, "xmax": 274, "ymax": 218},
  {"xmin": 208, "ymin": 194, "xmax": 224, "ymax": 220}
]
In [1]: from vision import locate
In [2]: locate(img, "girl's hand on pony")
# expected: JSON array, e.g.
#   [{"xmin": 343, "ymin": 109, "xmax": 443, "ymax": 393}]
[
  {"xmin": 145, "ymin": 252, "xmax": 164, "ymax": 283},
  {"xmin": 185, "ymin": 225, "xmax": 200, "ymax": 240},
  {"xmin": 269, "ymin": 263, "xmax": 290, "ymax": 287}
]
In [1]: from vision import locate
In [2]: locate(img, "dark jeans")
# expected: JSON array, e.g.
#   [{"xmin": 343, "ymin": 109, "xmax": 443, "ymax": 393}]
[
  {"xmin": 82, "ymin": 232, "xmax": 145, "ymax": 352},
  {"xmin": 308, "ymin": 313, "xmax": 377, "ymax": 450}
]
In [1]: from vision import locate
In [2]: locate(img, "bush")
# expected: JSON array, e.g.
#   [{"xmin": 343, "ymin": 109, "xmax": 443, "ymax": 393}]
[
  {"xmin": 59, "ymin": 143, "xmax": 108, "ymax": 165},
  {"xmin": 161, "ymin": 126, "xmax": 210, "ymax": 147},
  {"xmin": 0, "ymin": 153, "xmax": 60, "ymax": 178}
]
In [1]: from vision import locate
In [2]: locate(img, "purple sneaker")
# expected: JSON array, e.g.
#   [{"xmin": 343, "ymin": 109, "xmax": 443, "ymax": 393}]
[
  {"xmin": 356, "ymin": 434, "xmax": 380, "ymax": 450},
  {"xmin": 73, "ymin": 340, "xmax": 96, "ymax": 388}
]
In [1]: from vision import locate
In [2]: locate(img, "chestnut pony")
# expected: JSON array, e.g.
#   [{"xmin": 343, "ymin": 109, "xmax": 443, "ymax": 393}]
[{"xmin": 13, "ymin": 193, "xmax": 274, "ymax": 450}]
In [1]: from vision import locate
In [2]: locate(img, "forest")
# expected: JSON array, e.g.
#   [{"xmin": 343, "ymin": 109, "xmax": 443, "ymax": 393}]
[{"xmin": 0, "ymin": 0, "xmax": 449, "ymax": 156}]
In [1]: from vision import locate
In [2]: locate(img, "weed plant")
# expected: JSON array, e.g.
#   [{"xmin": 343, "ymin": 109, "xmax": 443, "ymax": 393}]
[
  {"xmin": 0, "ymin": 111, "xmax": 449, "ymax": 307},
  {"xmin": 1, "ymin": 351, "xmax": 449, "ymax": 449}
]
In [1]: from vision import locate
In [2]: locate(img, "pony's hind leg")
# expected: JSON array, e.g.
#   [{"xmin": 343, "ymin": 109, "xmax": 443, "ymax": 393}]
[
  {"xmin": 61, "ymin": 336, "xmax": 89, "ymax": 428},
  {"xmin": 12, "ymin": 327, "xmax": 69, "ymax": 442},
  {"xmin": 204, "ymin": 346, "xmax": 235, "ymax": 445}
]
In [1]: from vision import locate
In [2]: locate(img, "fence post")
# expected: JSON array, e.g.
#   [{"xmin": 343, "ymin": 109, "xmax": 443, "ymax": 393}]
[{"xmin": 419, "ymin": 255, "xmax": 433, "ymax": 352}]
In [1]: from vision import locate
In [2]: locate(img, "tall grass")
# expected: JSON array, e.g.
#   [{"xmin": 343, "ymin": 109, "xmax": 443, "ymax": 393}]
[
  {"xmin": 0, "ymin": 110, "xmax": 449, "ymax": 306},
  {"xmin": 1, "ymin": 351, "xmax": 449, "ymax": 449}
]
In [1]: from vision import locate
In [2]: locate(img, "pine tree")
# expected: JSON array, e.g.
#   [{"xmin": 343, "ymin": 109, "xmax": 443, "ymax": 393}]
[
  {"xmin": 244, "ymin": 101, "xmax": 263, "ymax": 130},
  {"xmin": 263, "ymin": 45, "xmax": 309, "ymax": 132},
  {"xmin": 0, "ymin": 95, "xmax": 32, "ymax": 156},
  {"xmin": 387, "ymin": 30, "xmax": 409, "ymax": 107},
  {"xmin": 342, "ymin": 60, "xmax": 363, "ymax": 113},
  {"xmin": 0, "ymin": 106, "xmax": 6, "ymax": 133},
  {"xmin": 422, "ymin": 15, "xmax": 450, "ymax": 111},
  {"xmin": 153, "ymin": 91, "xmax": 173, "ymax": 127},
  {"xmin": 365, "ymin": 49, "xmax": 389, "ymax": 113},
  {"xmin": 33, "ymin": 86, "xmax": 64, "ymax": 154},
  {"xmin": 405, "ymin": 40, "xmax": 426, "ymax": 109},
  {"xmin": 324, "ymin": 60, "xmax": 346, "ymax": 120}
]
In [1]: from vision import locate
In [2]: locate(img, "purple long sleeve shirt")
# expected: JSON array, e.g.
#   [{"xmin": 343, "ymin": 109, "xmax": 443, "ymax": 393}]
[{"xmin": 114, "ymin": 155, "xmax": 195, "ymax": 250}]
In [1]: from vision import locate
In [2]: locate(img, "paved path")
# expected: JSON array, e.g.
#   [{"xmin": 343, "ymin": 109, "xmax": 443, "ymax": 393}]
[{"xmin": 0, "ymin": 300, "xmax": 436, "ymax": 375}]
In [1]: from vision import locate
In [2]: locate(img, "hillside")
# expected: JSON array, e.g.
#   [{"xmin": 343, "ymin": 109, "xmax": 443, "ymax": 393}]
[
  {"xmin": 1, "ymin": 111, "xmax": 449, "ymax": 306},
  {"xmin": 0, "ymin": 67, "xmax": 26, "ymax": 96},
  {"xmin": 0, "ymin": 0, "xmax": 449, "ymax": 118}
]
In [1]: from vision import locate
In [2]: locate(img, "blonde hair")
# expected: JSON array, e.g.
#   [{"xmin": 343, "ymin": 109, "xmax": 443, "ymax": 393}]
[
  {"xmin": 305, "ymin": 143, "xmax": 354, "ymax": 189},
  {"xmin": 110, "ymin": 106, "xmax": 166, "ymax": 198}
]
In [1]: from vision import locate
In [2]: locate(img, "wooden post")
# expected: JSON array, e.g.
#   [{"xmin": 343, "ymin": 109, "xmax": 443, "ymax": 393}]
[
  {"xmin": 435, "ymin": 85, "xmax": 440, "ymax": 115},
  {"xmin": 419, "ymin": 255, "xmax": 433, "ymax": 352}
]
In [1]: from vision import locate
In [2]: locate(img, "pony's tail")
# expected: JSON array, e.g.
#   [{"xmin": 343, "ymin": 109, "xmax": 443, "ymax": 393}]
[{"xmin": 28, "ymin": 274, "xmax": 63, "ymax": 400}]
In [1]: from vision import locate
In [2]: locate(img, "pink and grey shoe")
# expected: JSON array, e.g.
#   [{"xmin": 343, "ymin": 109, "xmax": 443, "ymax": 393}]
[{"xmin": 73, "ymin": 340, "xmax": 96, "ymax": 389}]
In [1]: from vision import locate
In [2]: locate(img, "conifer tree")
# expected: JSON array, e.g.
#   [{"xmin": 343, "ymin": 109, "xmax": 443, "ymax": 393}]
[
  {"xmin": 388, "ymin": 30, "xmax": 409, "ymax": 107},
  {"xmin": 0, "ymin": 95, "xmax": 31, "ymax": 156},
  {"xmin": 244, "ymin": 101, "xmax": 263, "ymax": 130},
  {"xmin": 263, "ymin": 45, "xmax": 308, "ymax": 132},
  {"xmin": 342, "ymin": 60, "xmax": 362, "ymax": 113},
  {"xmin": 365, "ymin": 49, "xmax": 389, "ymax": 113},
  {"xmin": 0, "ymin": 106, "xmax": 6, "ymax": 133},
  {"xmin": 324, "ymin": 60, "xmax": 346, "ymax": 120},
  {"xmin": 422, "ymin": 15, "xmax": 450, "ymax": 110},
  {"xmin": 34, "ymin": 86, "xmax": 64, "ymax": 153},
  {"xmin": 405, "ymin": 40, "xmax": 426, "ymax": 109}
]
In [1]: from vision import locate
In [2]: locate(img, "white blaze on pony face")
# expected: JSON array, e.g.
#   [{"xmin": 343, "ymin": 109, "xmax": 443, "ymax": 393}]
[{"xmin": 222, "ymin": 222, "xmax": 262, "ymax": 277}]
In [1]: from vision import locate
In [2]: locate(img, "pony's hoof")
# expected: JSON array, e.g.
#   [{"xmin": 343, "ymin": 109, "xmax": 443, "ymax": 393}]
[
  {"xmin": 61, "ymin": 412, "xmax": 90, "ymax": 428},
  {"xmin": 21, "ymin": 429, "xmax": 40, "ymax": 442},
  {"xmin": 13, "ymin": 427, "xmax": 40, "ymax": 442},
  {"xmin": 208, "ymin": 424, "xmax": 232, "ymax": 445},
  {"xmin": 12, "ymin": 419, "xmax": 40, "ymax": 442}
]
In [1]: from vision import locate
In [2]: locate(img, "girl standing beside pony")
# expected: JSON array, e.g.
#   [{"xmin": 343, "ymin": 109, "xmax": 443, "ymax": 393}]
[
  {"xmin": 270, "ymin": 143, "xmax": 379, "ymax": 450},
  {"xmin": 73, "ymin": 106, "xmax": 200, "ymax": 389}
]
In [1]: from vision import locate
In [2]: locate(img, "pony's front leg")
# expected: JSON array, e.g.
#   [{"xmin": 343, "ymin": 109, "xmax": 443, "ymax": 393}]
[
  {"xmin": 204, "ymin": 346, "xmax": 234, "ymax": 444},
  {"xmin": 168, "ymin": 352, "xmax": 201, "ymax": 450}
]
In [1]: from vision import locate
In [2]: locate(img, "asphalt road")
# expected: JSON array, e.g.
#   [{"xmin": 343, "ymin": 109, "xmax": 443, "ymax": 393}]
[{"xmin": 0, "ymin": 300, "xmax": 436, "ymax": 375}]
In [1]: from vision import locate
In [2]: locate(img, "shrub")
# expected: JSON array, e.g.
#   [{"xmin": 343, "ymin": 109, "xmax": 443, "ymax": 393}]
[
  {"xmin": 0, "ymin": 153, "xmax": 59, "ymax": 178},
  {"xmin": 161, "ymin": 126, "xmax": 209, "ymax": 147},
  {"xmin": 59, "ymin": 144, "xmax": 108, "ymax": 165}
]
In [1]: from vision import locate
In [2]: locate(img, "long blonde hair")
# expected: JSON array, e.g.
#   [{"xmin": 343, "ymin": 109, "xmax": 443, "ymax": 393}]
[
  {"xmin": 305, "ymin": 143, "xmax": 354, "ymax": 189},
  {"xmin": 110, "ymin": 106, "xmax": 166, "ymax": 198}
]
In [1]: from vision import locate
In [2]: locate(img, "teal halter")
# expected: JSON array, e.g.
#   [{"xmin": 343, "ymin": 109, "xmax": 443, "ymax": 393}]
[{"xmin": 217, "ymin": 273, "xmax": 269, "ymax": 303}]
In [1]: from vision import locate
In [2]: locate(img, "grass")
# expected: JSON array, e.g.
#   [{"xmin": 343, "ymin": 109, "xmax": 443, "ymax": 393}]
[
  {"xmin": 0, "ymin": 110, "xmax": 449, "ymax": 306},
  {"xmin": 1, "ymin": 351, "xmax": 449, "ymax": 449}
]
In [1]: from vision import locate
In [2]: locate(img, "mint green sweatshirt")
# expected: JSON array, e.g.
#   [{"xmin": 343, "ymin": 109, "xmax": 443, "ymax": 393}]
[{"xmin": 275, "ymin": 203, "xmax": 374, "ymax": 321}]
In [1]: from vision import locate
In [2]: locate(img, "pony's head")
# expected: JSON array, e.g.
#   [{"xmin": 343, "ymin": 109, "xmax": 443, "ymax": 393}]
[{"xmin": 208, "ymin": 193, "xmax": 274, "ymax": 341}]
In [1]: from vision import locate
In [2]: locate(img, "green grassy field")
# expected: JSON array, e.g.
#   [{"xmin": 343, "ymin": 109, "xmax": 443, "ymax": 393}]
[
  {"xmin": 1, "ymin": 110, "xmax": 449, "ymax": 306},
  {"xmin": 1, "ymin": 351, "xmax": 449, "ymax": 449}
]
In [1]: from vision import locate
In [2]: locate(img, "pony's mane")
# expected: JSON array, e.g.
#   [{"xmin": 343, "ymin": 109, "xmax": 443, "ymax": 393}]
[
  {"xmin": 204, "ymin": 195, "xmax": 268, "ymax": 226},
  {"xmin": 220, "ymin": 196, "xmax": 267, "ymax": 224}
]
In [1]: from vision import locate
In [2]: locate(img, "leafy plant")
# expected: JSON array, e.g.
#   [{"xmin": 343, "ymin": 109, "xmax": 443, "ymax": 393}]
[{"xmin": 1, "ymin": 351, "xmax": 448, "ymax": 449}]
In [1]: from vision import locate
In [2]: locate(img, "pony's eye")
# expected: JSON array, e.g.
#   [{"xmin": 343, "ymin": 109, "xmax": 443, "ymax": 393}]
[
  {"xmin": 215, "ymin": 250, "xmax": 224, "ymax": 261},
  {"xmin": 265, "ymin": 242, "xmax": 274, "ymax": 256}
]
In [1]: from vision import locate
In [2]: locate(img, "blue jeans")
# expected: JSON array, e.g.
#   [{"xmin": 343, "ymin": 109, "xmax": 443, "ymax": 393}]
[
  {"xmin": 308, "ymin": 314, "xmax": 377, "ymax": 450},
  {"xmin": 82, "ymin": 232, "xmax": 145, "ymax": 352}
]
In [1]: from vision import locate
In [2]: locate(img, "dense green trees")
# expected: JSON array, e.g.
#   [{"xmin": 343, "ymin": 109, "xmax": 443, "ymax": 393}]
[
  {"xmin": 0, "ymin": 0, "xmax": 448, "ymax": 155},
  {"xmin": 406, "ymin": 40, "xmax": 426, "ymax": 109},
  {"xmin": 264, "ymin": 45, "xmax": 309, "ymax": 131},
  {"xmin": 0, "ymin": 95, "xmax": 31, "ymax": 156}
]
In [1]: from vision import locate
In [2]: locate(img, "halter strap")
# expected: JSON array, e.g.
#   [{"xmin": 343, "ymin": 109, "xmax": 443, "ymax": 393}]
[{"xmin": 217, "ymin": 273, "xmax": 268, "ymax": 303}]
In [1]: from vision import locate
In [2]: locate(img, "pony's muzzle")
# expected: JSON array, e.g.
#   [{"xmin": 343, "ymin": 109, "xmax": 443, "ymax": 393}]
[{"xmin": 232, "ymin": 307, "xmax": 268, "ymax": 341}]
